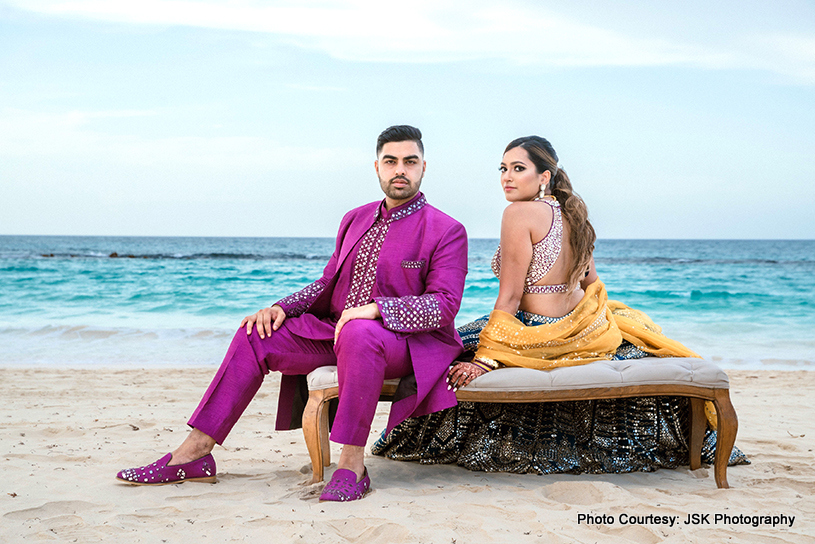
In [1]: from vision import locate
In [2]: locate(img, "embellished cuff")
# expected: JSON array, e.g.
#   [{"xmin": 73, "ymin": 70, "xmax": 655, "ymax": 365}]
[
  {"xmin": 273, "ymin": 281, "xmax": 326, "ymax": 318},
  {"xmin": 376, "ymin": 294, "xmax": 441, "ymax": 333}
]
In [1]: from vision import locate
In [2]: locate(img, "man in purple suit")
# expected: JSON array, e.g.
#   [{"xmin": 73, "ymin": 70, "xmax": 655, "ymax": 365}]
[{"xmin": 116, "ymin": 125, "xmax": 468, "ymax": 501}]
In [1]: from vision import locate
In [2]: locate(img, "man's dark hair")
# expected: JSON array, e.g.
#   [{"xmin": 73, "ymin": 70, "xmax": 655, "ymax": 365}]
[{"xmin": 376, "ymin": 125, "xmax": 423, "ymax": 156}]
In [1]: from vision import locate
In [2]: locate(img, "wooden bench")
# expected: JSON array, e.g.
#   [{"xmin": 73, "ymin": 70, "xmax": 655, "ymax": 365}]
[{"xmin": 302, "ymin": 357, "xmax": 738, "ymax": 488}]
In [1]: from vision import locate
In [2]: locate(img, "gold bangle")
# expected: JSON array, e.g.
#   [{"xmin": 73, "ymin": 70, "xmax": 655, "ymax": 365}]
[
  {"xmin": 473, "ymin": 356, "xmax": 499, "ymax": 370},
  {"xmin": 469, "ymin": 360, "xmax": 493, "ymax": 373}
]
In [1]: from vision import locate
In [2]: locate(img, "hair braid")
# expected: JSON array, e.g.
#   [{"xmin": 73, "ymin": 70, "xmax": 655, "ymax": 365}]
[{"xmin": 549, "ymin": 167, "xmax": 595, "ymax": 289}]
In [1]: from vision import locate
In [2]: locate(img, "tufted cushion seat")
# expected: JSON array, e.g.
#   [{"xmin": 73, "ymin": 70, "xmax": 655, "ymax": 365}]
[
  {"xmin": 464, "ymin": 357, "xmax": 729, "ymax": 390},
  {"xmin": 306, "ymin": 357, "xmax": 729, "ymax": 392},
  {"xmin": 301, "ymin": 357, "xmax": 738, "ymax": 488},
  {"xmin": 307, "ymin": 367, "xmax": 400, "ymax": 390}
]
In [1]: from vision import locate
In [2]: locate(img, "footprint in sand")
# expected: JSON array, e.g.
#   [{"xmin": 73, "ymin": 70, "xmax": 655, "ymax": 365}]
[{"xmin": 540, "ymin": 481, "xmax": 631, "ymax": 505}]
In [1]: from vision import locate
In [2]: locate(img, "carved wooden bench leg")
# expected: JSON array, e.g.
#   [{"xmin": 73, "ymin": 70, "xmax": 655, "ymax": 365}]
[
  {"xmin": 688, "ymin": 397, "xmax": 706, "ymax": 470},
  {"xmin": 319, "ymin": 389, "xmax": 336, "ymax": 472},
  {"xmin": 302, "ymin": 387, "xmax": 338, "ymax": 484},
  {"xmin": 712, "ymin": 388, "xmax": 738, "ymax": 489}
]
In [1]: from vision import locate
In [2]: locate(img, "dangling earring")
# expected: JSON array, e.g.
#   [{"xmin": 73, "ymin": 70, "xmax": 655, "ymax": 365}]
[{"xmin": 538, "ymin": 184, "xmax": 547, "ymax": 199}]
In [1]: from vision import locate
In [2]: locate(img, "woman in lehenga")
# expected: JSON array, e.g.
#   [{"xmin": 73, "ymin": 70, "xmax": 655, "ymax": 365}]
[{"xmin": 372, "ymin": 136, "xmax": 747, "ymax": 474}]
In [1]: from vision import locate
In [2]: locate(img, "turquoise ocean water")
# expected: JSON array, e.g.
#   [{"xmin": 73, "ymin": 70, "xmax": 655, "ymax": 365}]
[{"xmin": 1, "ymin": 236, "xmax": 813, "ymax": 369}]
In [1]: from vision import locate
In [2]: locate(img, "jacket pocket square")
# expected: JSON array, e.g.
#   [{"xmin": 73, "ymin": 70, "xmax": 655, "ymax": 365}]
[{"xmin": 401, "ymin": 260, "xmax": 426, "ymax": 269}]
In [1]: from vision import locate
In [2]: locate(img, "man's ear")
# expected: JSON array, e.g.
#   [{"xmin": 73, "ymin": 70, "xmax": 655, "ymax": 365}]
[{"xmin": 374, "ymin": 160, "xmax": 380, "ymax": 176}]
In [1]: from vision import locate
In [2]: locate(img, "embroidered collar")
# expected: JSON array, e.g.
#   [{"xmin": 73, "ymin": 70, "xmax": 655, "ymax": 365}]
[{"xmin": 377, "ymin": 192, "xmax": 426, "ymax": 223}]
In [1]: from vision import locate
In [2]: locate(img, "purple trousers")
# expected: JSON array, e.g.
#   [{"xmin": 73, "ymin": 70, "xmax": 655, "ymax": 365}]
[{"xmin": 188, "ymin": 318, "xmax": 412, "ymax": 447}]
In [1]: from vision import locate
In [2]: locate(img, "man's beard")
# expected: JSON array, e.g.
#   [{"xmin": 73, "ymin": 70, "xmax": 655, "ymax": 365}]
[{"xmin": 381, "ymin": 175, "xmax": 421, "ymax": 200}]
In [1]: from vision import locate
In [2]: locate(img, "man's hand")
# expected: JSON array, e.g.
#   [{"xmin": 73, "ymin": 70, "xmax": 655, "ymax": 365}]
[
  {"xmin": 240, "ymin": 305, "xmax": 286, "ymax": 339},
  {"xmin": 447, "ymin": 361, "xmax": 486, "ymax": 391},
  {"xmin": 334, "ymin": 303, "xmax": 381, "ymax": 343}
]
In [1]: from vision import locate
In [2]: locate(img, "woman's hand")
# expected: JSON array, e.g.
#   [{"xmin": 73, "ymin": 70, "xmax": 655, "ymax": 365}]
[
  {"xmin": 240, "ymin": 305, "xmax": 286, "ymax": 339},
  {"xmin": 447, "ymin": 361, "xmax": 487, "ymax": 392}
]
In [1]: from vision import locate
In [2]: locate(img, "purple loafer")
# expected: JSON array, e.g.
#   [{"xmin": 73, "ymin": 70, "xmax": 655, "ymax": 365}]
[
  {"xmin": 319, "ymin": 468, "xmax": 371, "ymax": 502},
  {"xmin": 116, "ymin": 452, "xmax": 217, "ymax": 485}
]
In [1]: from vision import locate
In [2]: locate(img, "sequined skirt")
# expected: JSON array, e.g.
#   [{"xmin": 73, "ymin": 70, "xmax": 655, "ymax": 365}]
[{"xmin": 371, "ymin": 312, "xmax": 749, "ymax": 474}]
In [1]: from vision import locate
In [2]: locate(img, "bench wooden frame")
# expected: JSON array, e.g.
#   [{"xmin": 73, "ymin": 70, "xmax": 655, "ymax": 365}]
[{"xmin": 302, "ymin": 375, "xmax": 738, "ymax": 488}]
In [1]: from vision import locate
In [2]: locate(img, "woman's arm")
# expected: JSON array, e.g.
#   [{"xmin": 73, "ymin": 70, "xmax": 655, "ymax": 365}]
[
  {"xmin": 493, "ymin": 202, "xmax": 545, "ymax": 315},
  {"xmin": 580, "ymin": 257, "xmax": 598, "ymax": 291}
]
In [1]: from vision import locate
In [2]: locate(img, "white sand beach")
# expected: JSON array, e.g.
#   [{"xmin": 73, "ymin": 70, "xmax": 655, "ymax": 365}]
[{"xmin": 1, "ymin": 367, "xmax": 813, "ymax": 543}]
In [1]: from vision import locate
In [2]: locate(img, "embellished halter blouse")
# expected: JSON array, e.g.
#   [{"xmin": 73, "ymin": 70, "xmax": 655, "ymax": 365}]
[{"xmin": 491, "ymin": 197, "xmax": 569, "ymax": 294}]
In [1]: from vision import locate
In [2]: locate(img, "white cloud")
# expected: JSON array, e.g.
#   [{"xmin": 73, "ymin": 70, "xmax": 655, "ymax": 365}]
[{"xmin": 9, "ymin": 0, "xmax": 813, "ymax": 82}]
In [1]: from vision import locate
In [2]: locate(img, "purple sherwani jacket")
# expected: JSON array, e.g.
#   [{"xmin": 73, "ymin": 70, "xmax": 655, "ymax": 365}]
[{"xmin": 274, "ymin": 193, "xmax": 468, "ymax": 432}]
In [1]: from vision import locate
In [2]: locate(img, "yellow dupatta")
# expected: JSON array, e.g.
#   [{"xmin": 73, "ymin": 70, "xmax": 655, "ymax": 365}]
[{"xmin": 474, "ymin": 280, "xmax": 699, "ymax": 371}]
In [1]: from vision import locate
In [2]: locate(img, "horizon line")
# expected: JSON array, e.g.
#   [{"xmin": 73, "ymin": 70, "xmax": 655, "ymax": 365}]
[{"xmin": 2, "ymin": 234, "xmax": 814, "ymax": 242}]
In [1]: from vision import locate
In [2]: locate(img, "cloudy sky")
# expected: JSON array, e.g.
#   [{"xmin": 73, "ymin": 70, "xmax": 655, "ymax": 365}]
[{"xmin": 1, "ymin": 0, "xmax": 814, "ymax": 238}]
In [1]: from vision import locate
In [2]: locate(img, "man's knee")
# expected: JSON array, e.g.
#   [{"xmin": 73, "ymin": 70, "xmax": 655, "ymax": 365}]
[
  {"xmin": 232, "ymin": 323, "xmax": 305, "ymax": 375},
  {"xmin": 334, "ymin": 319, "xmax": 388, "ymax": 356},
  {"xmin": 240, "ymin": 322, "xmax": 291, "ymax": 352}
]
